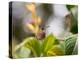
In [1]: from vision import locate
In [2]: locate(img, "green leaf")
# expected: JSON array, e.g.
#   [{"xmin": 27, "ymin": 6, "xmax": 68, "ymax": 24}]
[
  {"xmin": 24, "ymin": 37, "xmax": 41, "ymax": 57},
  {"xmin": 65, "ymin": 34, "xmax": 78, "ymax": 55},
  {"xmin": 66, "ymin": 5, "xmax": 78, "ymax": 34},
  {"xmin": 72, "ymin": 41, "xmax": 78, "ymax": 55},
  {"xmin": 47, "ymin": 45, "xmax": 64, "ymax": 56},
  {"xmin": 14, "ymin": 37, "xmax": 41, "ymax": 58},
  {"xmin": 14, "ymin": 46, "xmax": 31, "ymax": 58},
  {"xmin": 66, "ymin": 5, "xmax": 75, "ymax": 10},
  {"xmin": 70, "ymin": 7, "xmax": 78, "ymax": 34},
  {"xmin": 42, "ymin": 34, "xmax": 59, "ymax": 56}
]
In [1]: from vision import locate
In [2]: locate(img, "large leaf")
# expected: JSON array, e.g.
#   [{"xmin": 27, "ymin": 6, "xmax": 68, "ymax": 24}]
[
  {"xmin": 65, "ymin": 34, "xmax": 78, "ymax": 55},
  {"xmin": 42, "ymin": 34, "xmax": 59, "ymax": 56},
  {"xmin": 14, "ymin": 37, "xmax": 41, "ymax": 58},
  {"xmin": 24, "ymin": 37, "xmax": 41, "ymax": 57},
  {"xmin": 47, "ymin": 45, "xmax": 64, "ymax": 56}
]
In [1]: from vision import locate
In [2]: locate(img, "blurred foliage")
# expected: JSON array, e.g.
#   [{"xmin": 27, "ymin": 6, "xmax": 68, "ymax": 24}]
[
  {"xmin": 13, "ymin": 34, "xmax": 62, "ymax": 58},
  {"xmin": 13, "ymin": 33, "xmax": 77, "ymax": 58},
  {"xmin": 14, "ymin": 46, "xmax": 31, "ymax": 58},
  {"xmin": 66, "ymin": 5, "xmax": 75, "ymax": 10},
  {"xmin": 42, "ymin": 34, "xmax": 60, "ymax": 56},
  {"xmin": 65, "ymin": 34, "xmax": 78, "ymax": 55},
  {"xmin": 66, "ymin": 5, "xmax": 78, "ymax": 34},
  {"xmin": 47, "ymin": 45, "xmax": 64, "ymax": 56}
]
